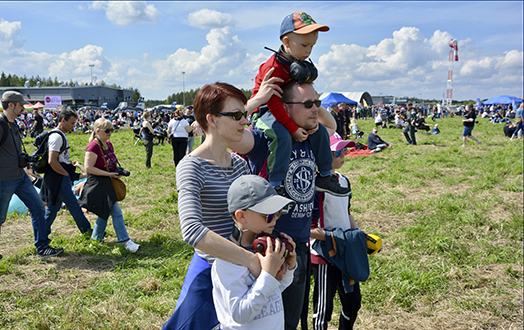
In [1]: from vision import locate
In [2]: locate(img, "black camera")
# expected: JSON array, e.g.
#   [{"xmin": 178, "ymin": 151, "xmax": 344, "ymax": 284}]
[
  {"xmin": 18, "ymin": 153, "xmax": 40, "ymax": 168},
  {"xmin": 115, "ymin": 166, "xmax": 130, "ymax": 177}
]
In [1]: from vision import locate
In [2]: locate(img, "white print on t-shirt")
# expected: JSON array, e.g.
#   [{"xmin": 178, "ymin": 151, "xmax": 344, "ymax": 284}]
[
  {"xmin": 252, "ymin": 290, "xmax": 284, "ymax": 321},
  {"xmin": 284, "ymin": 148, "xmax": 316, "ymax": 204}
]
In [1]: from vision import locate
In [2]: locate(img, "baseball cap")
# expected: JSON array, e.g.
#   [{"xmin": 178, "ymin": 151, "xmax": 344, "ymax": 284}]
[
  {"xmin": 280, "ymin": 12, "xmax": 329, "ymax": 39},
  {"xmin": 329, "ymin": 133, "xmax": 356, "ymax": 151},
  {"xmin": 228, "ymin": 175, "xmax": 295, "ymax": 214},
  {"xmin": 1, "ymin": 91, "xmax": 29, "ymax": 105}
]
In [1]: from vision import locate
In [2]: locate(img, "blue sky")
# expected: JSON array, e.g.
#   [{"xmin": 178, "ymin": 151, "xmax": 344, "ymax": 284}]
[{"xmin": 1, "ymin": 1, "xmax": 522, "ymax": 102}]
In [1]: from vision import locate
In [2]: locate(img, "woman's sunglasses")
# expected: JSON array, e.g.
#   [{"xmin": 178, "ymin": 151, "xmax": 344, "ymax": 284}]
[
  {"xmin": 218, "ymin": 111, "xmax": 248, "ymax": 121},
  {"xmin": 284, "ymin": 100, "xmax": 322, "ymax": 109},
  {"xmin": 334, "ymin": 148, "xmax": 348, "ymax": 158},
  {"xmin": 98, "ymin": 128, "xmax": 114, "ymax": 133}
]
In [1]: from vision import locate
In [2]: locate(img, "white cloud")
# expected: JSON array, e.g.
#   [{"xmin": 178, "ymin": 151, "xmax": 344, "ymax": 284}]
[
  {"xmin": 89, "ymin": 1, "xmax": 160, "ymax": 26},
  {"xmin": 0, "ymin": 19, "xmax": 24, "ymax": 51},
  {"xmin": 316, "ymin": 26, "xmax": 523, "ymax": 100},
  {"xmin": 188, "ymin": 9, "xmax": 235, "ymax": 29}
]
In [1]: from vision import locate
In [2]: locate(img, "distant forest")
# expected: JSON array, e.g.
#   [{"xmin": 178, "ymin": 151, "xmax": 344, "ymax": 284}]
[{"xmin": 0, "ymin": 71, "xmax": 253, "ymax": 106}]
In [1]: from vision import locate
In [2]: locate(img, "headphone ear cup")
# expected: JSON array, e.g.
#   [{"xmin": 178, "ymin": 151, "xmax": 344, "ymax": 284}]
[
  {"xmin": 305, "ymin": 61, "xmax": 318, "ymax": 83},
  {"xmin": 289, "ymin": 61, "xmax": 308, "ymax": 84}
]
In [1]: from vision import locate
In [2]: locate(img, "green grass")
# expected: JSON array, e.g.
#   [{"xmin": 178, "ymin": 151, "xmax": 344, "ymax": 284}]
[{"xmin": 0, "ymin": 116, "xmax": 522, "ymax": 329}]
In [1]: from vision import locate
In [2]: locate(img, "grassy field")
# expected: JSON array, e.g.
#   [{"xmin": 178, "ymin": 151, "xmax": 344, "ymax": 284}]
[{"xmin": 0, "ymin": 116, "xmax": 522, "ymax": 329}]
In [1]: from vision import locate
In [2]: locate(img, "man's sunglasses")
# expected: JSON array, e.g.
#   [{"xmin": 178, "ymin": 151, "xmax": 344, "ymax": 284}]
[
  {"xmin": 217, "ymin": 111, "xmax": 248, "ymax": 121},
  {"xmin": 98, "ymin": 128, "xmax": 114, "ymax": 133},
  {"xmin": 334, "ymin": 148, "xmax": 348, "ymax": 158},
  {"xmin": 284, "ymin": 100, "xmax": 322, "ymax": 109}
]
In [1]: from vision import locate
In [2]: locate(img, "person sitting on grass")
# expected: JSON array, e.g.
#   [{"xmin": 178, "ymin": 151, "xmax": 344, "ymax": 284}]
[
  {"xmin": 367, "ymin": 127, "xmax": 392, "ymax": 154},
  {"xmin": 212, "ymin": 174, "xmax": 297, "ymax": 330},
  {"xmin": 430, "ymin": 124, "xmax": 440, "ymax": 135}
]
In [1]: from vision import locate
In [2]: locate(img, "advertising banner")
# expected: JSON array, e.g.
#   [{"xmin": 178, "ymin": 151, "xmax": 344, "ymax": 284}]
[{"xmin": 44, "ymin": 95, "xmax": 62, "ymax": 108}]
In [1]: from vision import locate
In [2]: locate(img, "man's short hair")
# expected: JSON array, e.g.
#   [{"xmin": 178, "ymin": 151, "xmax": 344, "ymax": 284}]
[
  {"xmin": 58, "ymin": 109, "xmax": 78, "ymax": 123},
  {"xmin": 407, "ymin": 102, "xmax": 413, "ymax": 107}
]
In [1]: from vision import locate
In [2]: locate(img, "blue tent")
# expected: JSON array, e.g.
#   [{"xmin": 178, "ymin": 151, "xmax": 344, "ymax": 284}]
[
  {"xmin": 481, "ymin": 95, "xmax": 522, "ymax": 106},
  {"xmin": 321, "ymin": 93, "xmax": 357, "ymax": 107}
]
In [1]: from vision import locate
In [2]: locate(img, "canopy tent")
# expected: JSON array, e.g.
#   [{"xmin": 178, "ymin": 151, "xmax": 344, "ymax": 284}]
[
  {"xmin": 24, "ymin": 103, "xmax": 35, "ymax": 108},
  {"xmin": 32, "ymin": 102, "xmax": 45, "ymax": 109},
  {"xmin": 320, "ymin": 93, "xmax": 357, "ymax": 107},
  {"xmin": 481, "ymin": 95, "xmax": 522, "ymax": 106}
]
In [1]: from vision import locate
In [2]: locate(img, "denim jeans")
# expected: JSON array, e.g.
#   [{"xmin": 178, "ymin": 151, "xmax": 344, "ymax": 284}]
[
  {"xmin": 282, "ymin": 243, "xmax": 310, "ymax": 330},
  {"xmin": 187, "ymin": 136, "xmax": 195, "ymax": 153},
  {"xmin": 44, "ymin": 175, "xmax": 92, "ymax": 244},
  {"xmin": 0, "ymin": 173, "xmax": 48, "ymax": 252},
  {"xmin": 91, "ymin": 201, "xmax": 130, "ymax": 243}
]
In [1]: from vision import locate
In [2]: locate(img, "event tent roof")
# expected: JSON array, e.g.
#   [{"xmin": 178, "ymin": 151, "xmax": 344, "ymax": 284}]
[
  {"xmin": 320, "ymin": 92, "xmax": 357, "ymax": 107},
  {"xmin": 481, "ymin": 95, "xmax": 522, "ymax": 106}
]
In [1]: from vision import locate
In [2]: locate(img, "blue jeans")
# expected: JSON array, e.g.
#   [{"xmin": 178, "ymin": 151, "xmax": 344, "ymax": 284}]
[
  {"xmin": 44, "ymin": 175, "xmax": 92, "ymax": 244},
  {"xmin": 91, "ymin": 201, "xmax": 130, "ymax": 243},
  {"xmin": 282, "ymin": 243, "xmax": 310, "ymax": 330},
  {"xmin": 187, "ymin": 136, "xmax": 195, "ymax": 153},
  {"xmin": 0, "ymin": 174, "xmax": 48, "ymax": 253},
  {"xmin": 512, "ymin": 121, "xmax": 522, "ymax": 138}
]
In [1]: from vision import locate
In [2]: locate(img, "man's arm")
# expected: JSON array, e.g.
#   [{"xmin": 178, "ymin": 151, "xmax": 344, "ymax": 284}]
[
  {"xmin": 228, "ymin": 129, "xmax": 255, "ymax": 155},
  {"xmin": 318, "ymin": 106, "xmax": 336, "ymax": 136},
  {"xmin": 48, "ymin": 150, "xmax": 69, "ymax": 176}
]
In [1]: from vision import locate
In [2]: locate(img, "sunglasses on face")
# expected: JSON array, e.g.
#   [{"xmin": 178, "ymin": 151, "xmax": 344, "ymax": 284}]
[
  {"xmin": 248, "ymin": 209, "xmax": 283, "ymax": 223},
  {"xmin": 284, "ymin": 100, "xmax": 322, "ymax": 109},
  {"xmin": 217, "ymin": 111, "xmax": 248, "ymax": 121},
  {"xmin": 98, "ymin": 128, "xmax": 114, "ymax": 133},
  {"xmin": 334, "ymin": 148, "xmax": 348, "ymax": 158}
]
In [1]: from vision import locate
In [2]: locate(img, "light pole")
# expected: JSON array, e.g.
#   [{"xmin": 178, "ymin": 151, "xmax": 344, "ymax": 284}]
[
  {"xmin": 182, "ymin": 72, "xmax": 186, "ymax": 106},
  {"xmin": 89, "ymin": 64, "xmax": 94, "ymax": 85}
]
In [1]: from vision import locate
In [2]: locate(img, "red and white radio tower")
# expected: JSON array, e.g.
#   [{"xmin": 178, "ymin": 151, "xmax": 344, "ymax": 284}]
[{"xmin": 446, "ymin": 39, "xmax": 458, "ymax": 107}]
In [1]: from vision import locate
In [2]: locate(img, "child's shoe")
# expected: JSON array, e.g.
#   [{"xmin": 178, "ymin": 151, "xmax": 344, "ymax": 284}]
[
  {"xmin": 125, "ymin": 240, "xmax": 140, "ymax": 253},
  {"xmin": 315, "ymin": 174, "xmax": 351, "ymax": 196}
]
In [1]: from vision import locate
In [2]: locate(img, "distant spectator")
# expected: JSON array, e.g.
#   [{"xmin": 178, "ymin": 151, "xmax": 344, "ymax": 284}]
[
  {"xmin": 461, "ymin": 104, "xmax": 481, "ymax": 147},
  {"xmin": 367, "ymin": 127, "xmax": 392, "ymax": 153},
  {"xmin": 511, "ymin": 103, "xmax": 523, "ymax": 140}
]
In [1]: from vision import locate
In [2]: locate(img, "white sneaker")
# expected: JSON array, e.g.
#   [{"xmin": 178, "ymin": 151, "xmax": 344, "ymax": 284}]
[
  {"xmin": 477, "ymin": 140, "xmax": 482, "ymax": 145},
  {"xmin": 125, "ymin": 240, "xmax": 140, "ymax": 253},
  {"xmin": 460, "ymin": 144, "xmax": 465, "ymax": 148}
]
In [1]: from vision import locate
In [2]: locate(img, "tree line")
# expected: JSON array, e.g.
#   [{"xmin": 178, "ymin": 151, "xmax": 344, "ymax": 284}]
[{"xmin": 164, "ymin": 88, "xmax": 253, "ymax": 107}]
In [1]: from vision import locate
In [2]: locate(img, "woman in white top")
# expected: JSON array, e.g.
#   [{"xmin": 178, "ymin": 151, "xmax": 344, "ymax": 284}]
[{"xmin": 167, "ymin": 109, "xmax": 192, "ymax": 166}]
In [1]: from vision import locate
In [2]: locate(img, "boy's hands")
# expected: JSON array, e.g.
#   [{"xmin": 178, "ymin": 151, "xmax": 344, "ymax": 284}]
[
  {"xmin": 279, "ymin": 232, "xmax": 297, "ymax": 270},
  {"xmin": 291, "ymin": 127, "xmax": 309, "ymax": 142},
  {"xmin": 257, "ymin": 236, "xmax": 286, "ymax": 278}
]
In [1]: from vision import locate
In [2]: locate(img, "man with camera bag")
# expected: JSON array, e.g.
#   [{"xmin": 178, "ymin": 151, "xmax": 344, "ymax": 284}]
[
  {"xmin": 0, "ymin": 91, "xmax": 63, "ymax": 259},
  {"xmin": 40, "ymin": 110, "xmax": 92, "ymax": 244}
]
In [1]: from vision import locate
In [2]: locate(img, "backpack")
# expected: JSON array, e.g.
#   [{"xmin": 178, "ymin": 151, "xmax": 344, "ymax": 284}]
[{"xmin": 31, "ymin": 130, "xmax": 67, "ymax": 173}]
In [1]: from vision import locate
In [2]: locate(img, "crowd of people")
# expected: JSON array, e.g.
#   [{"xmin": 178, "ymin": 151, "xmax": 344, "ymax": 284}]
[{"xmin": 1, "ymin": 10, "xmax": 522, "ymax": 330}]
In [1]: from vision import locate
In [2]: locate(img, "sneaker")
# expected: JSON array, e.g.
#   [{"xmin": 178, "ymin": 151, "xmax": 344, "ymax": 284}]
[
  {"xmin": 37, "ymin": 247, "xmax": 64, "ymax": 259},
  {"xmin": 460, "ymin": 144, "xmax": 465, "ymax": 147},
  {"xmin": 274, "ymin": 185, "xmax": 286, "ymax": 197},
  {"xmin": 125, "ymin": 240, "xmax": 140, "ymax": 253},
  {"xmin": 315, "ymin": 174, "xmax": 351, "ymax": 197},
  {"xmin": 477, "ymin": 140, "xmax": 482, "ymax": 145}
]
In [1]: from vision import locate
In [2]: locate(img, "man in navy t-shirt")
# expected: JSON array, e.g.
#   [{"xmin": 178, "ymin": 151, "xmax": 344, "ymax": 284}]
[{"xmin": 230, "ymin": 81, "xmax": 333, "ymax": 330}]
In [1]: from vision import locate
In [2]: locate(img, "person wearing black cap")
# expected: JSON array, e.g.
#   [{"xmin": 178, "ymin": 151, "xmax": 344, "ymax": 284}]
[
  {"xmin": 212, "ymin": 175, "xmax": 296, "ymax": 330},
  {"xmin": 0, "ymin": 91, "xmax": 63, "ymax": 259}
]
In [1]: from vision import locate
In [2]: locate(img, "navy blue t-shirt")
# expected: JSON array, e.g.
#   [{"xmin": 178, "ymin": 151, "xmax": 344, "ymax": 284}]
[{"xmin": 245, "ymin": 129, "xmax": 316, "ymax": 244}]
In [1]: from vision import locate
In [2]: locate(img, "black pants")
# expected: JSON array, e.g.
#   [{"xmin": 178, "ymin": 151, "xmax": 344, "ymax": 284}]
[
  {"xmin": 171, "ymin": 137, "xmax": 188, "ymax": 166},
  {"xmin": 312, "ymin": 263, "xmax": 361, "ymax": 330},
  {"xmin": 144, "ymin": 139, "xmax": 154, "ymax": 168}
]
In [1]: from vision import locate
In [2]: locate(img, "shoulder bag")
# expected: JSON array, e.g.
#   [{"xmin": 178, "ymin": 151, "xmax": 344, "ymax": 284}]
[{"xmin": 96, "ymin": 139, "xmax": 127, "ymax": 201}]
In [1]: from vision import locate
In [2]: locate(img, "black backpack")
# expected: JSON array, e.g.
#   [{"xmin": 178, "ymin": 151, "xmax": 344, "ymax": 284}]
[{"xmin": 31, "ymin": 130, "xmax": 67, "ymax": 173}]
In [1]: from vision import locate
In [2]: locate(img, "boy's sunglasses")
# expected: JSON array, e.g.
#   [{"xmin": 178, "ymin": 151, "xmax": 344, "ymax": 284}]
[
  {"xmin": 217, "ymin": 111, "xmax": 248, "ymax": 121},
  {"xmin": 98, "ymin": 128, "xmax": 114, "ymax": 133},
  {"xmin": 284, "ymin": 100, "xmax": 322, "ymax": 109},
  {"xmin": 334, "ymin": 148, "xmax": 348, "ymax": 158},
  {"xmin": 248, "ymin": 209, "xmax": 283, "ymax": 223}
]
